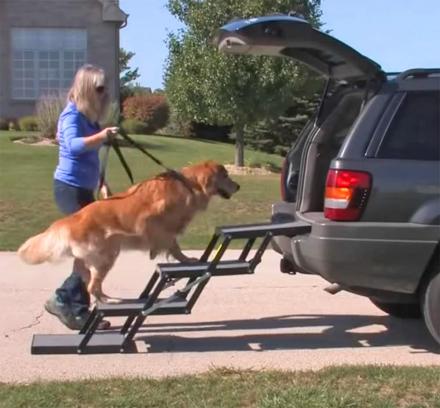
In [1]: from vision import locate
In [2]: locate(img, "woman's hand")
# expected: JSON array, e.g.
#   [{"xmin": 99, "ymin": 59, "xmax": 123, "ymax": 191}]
[
  {"xmin": 83, "ymin": 127, "xmax": 119, "ymax": 148},
  {"xmin": 100, "ymin": 126, "xmax": 119, "ymax": 142}
]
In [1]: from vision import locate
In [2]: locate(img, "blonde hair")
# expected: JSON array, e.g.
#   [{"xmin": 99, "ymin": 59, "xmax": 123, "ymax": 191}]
[{"xmin": 67, "ymin": 64, "xmax": 109, "ymax": 122}]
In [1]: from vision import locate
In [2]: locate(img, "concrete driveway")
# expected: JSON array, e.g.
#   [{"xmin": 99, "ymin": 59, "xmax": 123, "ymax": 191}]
[{"xmin": 1, "ymin": 250, "xmax": 439, "ymax": 383}]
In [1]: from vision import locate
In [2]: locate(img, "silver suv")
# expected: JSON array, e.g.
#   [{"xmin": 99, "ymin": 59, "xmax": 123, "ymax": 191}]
[{"xmin": 216, "ymin": 15, "xmax": 440, "ymax": 345}]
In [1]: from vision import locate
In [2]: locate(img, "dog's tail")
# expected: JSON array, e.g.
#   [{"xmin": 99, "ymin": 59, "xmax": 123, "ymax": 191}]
[{"xmin": 18, "ymin": 225, "xmax": 71, "ymax": 264}]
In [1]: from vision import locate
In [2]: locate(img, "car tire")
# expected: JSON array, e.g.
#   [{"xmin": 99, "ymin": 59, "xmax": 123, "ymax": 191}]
[
  {"xmin": 421, "ymin": 259, "xmax": 440, "ymax": 345},
  {"xmin": 370, "ymin": 299, "xmax": 421, "ymax": 319}
]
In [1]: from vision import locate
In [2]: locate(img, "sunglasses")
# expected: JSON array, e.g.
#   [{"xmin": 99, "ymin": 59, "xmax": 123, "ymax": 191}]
[{"xmin": 95, "ymin": 85, "xmax": 106, "ymax": 93}]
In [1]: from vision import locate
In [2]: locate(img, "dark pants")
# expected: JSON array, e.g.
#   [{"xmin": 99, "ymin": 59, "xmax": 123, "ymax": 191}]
[{"xmin": 53, "ymin": 179, "xmax": 94, "ymax": 316}]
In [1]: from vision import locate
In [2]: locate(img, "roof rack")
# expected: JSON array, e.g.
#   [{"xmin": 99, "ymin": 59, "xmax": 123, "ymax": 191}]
[{"xmin": 396, "ymin": 68, "xmax": 440, "ymax": 81}]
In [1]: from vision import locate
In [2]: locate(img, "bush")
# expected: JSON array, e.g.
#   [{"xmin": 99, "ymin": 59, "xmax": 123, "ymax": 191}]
[
  {"xmin": 122, "ymin": 94, "xmax": 170, "ymax": 133},
  {"xmin": 0, "ymin": 118, "xmax": 8, "ymax": 130},
  {"xmin": 8, "ymin": 119, "xmax": 19, "ymax": 131},
  {"xmin": 18, "ymin": 116, "xmax": 39, "ymax": 131},
  {"xmin": 36, "ymin": 94, "xmax": 65, "ymax": 139},
  {"xmin": 121, "ymin": 118, "xmax": 149, "ymax": 135},
  {"xmin": 191, "ymin": 122, "xmax": 232, "ymax": 142},
  {"xmin": 158, "ymin": 108, "xmax": 194, "ymax": 137}
]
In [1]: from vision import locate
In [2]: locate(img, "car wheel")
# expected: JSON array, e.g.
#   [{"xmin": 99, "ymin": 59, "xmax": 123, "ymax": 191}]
[
  {"xmin": 421, "ymin": 261, "xmax": 440, "ymax": 345},
  {"xmin": 370, "ymin": 299, "xmax": 421, "ymax": 319}
]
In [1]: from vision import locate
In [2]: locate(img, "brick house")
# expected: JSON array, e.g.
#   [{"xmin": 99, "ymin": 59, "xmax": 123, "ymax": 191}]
[{"xmin": 0, "ymin": 0, "xmax": 128, "ymax": 120}]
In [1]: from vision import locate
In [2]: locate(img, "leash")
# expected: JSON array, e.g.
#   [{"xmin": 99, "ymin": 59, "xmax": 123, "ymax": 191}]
[
  {"xmin": 99, "ymin": 128, "xmax": 193, "ymax": 193},
  {"xmin": 117, "ymin": 127, "xmax": 170, "ymax": 171}
]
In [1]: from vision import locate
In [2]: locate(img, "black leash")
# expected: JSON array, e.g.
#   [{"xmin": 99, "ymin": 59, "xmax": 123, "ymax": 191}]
[
  {"xmin": 117, "ymin": 128, "xmax": 170, "ymax": 171},
  {"xmin": 110, "ymin": 135, "xmax": 135, "ymax": 184},
  {"xmin": 98, "ymin": 134, "xmax": 135, "ymax": 190},
  {"xmin": 99, "ymin": 128, "xmax": 193, "ymax": 193}
]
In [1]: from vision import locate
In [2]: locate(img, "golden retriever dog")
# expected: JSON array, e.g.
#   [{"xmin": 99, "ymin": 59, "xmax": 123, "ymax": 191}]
[{"xmin": 18, "ymin": 161, "xmax": 240, "ymax": 303}]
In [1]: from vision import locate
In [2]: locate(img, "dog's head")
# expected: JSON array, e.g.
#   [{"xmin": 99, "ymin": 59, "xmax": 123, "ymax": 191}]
[{"xmin": 183, "ymin": 161, "xmax": 240, "ymax": 199}]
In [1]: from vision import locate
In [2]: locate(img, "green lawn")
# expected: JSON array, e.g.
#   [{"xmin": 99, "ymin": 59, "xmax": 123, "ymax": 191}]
[
  {"xmin": 1, "ymin": 367, "xmax": 440, "ymax": 407},
  {"xmin": 0, "ymin": 131, "xmax": 282, "ymax": 250}
]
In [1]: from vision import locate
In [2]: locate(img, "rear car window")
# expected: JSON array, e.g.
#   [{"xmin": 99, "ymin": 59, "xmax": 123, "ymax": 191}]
[{"xmin": 378, "ymin": 91, "xmax": 439, "ymax": 161}]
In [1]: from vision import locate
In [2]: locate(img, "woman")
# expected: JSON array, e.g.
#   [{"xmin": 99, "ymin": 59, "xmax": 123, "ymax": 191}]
[{"xmin": 44, "ymin": 64, "xmax": 118, "ymax": 330}]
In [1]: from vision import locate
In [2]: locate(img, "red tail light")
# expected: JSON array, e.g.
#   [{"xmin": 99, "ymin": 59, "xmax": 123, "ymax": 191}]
[
  {"xmin": 280, "ymin": 158, "xmax": 289, "ymax": 201},
  {"xmin": 324, "ymin": 169, "xmax": 371, "ymax": 221}
]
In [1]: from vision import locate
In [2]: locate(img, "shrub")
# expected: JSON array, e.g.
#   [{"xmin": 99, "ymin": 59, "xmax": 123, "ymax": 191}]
[
  {"xmin": 0, "ymin": 118, "xmax": 8, "ymax": 130},
  {"xmin": 122, "ymin": 94, "xmax": 170, "ymax": 133},
  {"xmin": 36, "ymin": 94, "xmax": 65, "ymax": 139},
  {"xmin": 159, "ymin": 110, "xmax": 193, "ymax": 137},
  {"xmin": 160, "ymin": 108, "xmax": 232, "ymax": 140},
  {"xmin": 121, "ymin": 118, "xmax": 149, "ymax": 135},
  {"xmin": 191, "ymin": 122, "xmax": 232, "ymax": 142},
  {"xmin": 18, "ymin": 116, "xmax": 39, "ymax": 131},
  {"xmin": 8, "ymin": 119, "xmax": 18, "ymax": 131}
]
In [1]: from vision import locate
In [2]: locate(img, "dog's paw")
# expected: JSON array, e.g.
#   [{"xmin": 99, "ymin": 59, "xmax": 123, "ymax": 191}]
[
  {"xmin": 96, "ymin": 295, "xmax": 123, "ymax": 304},
  {"xmin": 163, "ymin": 278, "xmax": 181, "ymax": 289},
  {"xmin": 182, "ymin": 257, "xmax": 199, "ymax": 263}
]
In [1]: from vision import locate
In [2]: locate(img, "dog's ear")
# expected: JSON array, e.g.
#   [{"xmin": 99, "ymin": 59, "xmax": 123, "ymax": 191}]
[
  {"xmin": 182, "ymin": 161, "xmax": 223, "ymax": 194},
  {"xmin": 202, "ymin": 160, "xmax": 220, "ymax": 170}
]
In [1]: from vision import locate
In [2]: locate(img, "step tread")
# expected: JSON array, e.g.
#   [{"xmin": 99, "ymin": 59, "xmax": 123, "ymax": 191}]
[
  {"xmin": 98, "ymin": 299, "xmax": 188, "ymax": 313},
  {"xmin": 157, "ymin": 259, "xmax": 250, "ymax": 273},
  {"xmin": 217, "ymin": 221, "xmax": 311, "ymax": 238},
  {"xmin": 31, "ymin": 333, "xmax": 127, "ymax": 354}
]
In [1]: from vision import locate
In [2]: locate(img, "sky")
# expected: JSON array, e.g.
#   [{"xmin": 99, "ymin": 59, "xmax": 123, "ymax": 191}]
[{"xmin": 119, "ymin": 0, "xmax": 440, "ymax": 89}]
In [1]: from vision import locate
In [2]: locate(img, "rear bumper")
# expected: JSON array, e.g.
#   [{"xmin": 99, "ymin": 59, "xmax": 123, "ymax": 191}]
[{"xmin": 272, "ymin": 204, "xmax": 439, "ymax": 294}]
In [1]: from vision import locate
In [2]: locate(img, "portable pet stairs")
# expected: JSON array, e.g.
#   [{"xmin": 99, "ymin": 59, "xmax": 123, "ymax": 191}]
[{"xmin": 31, "ymin": 221, "xmax": 310, "ymax": 354}]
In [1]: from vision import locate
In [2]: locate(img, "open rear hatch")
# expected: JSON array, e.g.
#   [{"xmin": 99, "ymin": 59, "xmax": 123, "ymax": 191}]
[{"xmin": 214, "ymin": 15, "xmax": 383, "ymax": 81}]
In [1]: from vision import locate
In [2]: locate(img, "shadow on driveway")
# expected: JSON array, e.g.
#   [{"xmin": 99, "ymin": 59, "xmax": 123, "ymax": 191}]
[{"xmin": 112, "ymin": 314, "xmax": 440, "ymax": 354}]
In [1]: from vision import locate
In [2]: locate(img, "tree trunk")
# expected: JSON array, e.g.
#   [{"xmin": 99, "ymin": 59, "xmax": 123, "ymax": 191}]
[{"xmin": 234, "ymin": 125, "xmax": 244, "ymax": 167}]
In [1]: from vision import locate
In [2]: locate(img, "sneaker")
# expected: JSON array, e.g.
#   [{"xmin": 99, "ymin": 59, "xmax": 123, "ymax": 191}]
[{"xmin": 44, "ymin": 295, "xmax": 111, "ymax": 331}]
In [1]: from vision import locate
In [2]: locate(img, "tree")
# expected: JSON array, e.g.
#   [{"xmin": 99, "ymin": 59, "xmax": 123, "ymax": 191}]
[
  {"xmin": 119, "ymin": 48, "xmax": 141, "ymax": 102},
  {"xmin": 244, "ymin": 94, "xmax": 321, "ymax": 156},
  {"xmin": 165, "ymin": 0, "xmax": 322, "ymax": 166}
]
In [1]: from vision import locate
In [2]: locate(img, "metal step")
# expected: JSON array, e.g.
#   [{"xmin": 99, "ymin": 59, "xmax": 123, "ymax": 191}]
[
  {"xmin": 31, "ymin": 333, "xmax": 133, "ymax": 354},
  {"xmin": 30, "ymin": 221, "xmax": 312, "ymax": 356},
  {"xmin": 97, "ymin": 299, "xmax": 188, "ymax": 316},
  {"xmin": 217, "ymin": 221, "xmax": 311, "ymax": 239},
  {"xmin": 157, "ymin": 260, "xmax": 252, "ymax": 278}
]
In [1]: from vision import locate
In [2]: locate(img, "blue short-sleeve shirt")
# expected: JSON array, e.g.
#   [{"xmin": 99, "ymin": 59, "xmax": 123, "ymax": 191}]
[{"xmin": 54, "ymin": 102, "xmax": 102, "ymax": 190}]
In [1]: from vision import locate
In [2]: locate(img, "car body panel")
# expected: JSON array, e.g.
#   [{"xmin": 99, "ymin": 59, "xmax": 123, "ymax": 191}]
[
  {"xmin": 272, "ymin": 210, "xmax": 440, "ymax": 293},
  {"xmin": 331, "ymin": 158, "xmax": 440, "ymax": 222}
]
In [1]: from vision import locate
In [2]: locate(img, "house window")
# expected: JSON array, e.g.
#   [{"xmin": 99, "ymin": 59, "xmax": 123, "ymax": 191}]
[{"xmin": 11, "ymin": 28, "xmax": 87, "ymax": 100}]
